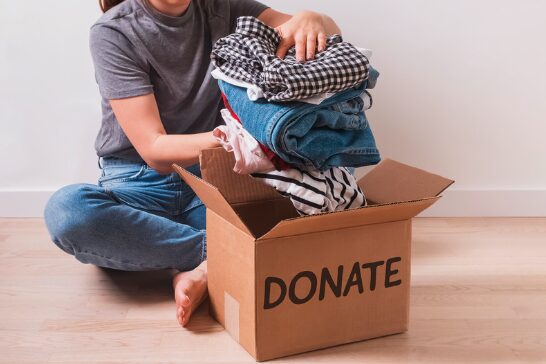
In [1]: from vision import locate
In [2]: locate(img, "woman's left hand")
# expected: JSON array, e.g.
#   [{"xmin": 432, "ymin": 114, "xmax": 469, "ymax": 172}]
[{"xmin": 275, "ymin": 11, "xmax": 341, "ymax": 62}]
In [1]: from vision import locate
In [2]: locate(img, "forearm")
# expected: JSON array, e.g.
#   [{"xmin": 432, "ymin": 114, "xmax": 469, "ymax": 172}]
[
  {"xmin": 261, "ymin": 9, "xmax": 340, "ymax": 35},
  {"xmin": 290, "ymin": 11, "xmax": 341, "ymax": 36},
  {"xmin": 109, "ymin": 94, "xmax": 221, "ymax": 174},
  {"xmin": 147, "ymin": 131, "xmax": 220, "ymax": 174},
  {"xmin": 319, "ymin": 13, "xmax": 341, "ymax": 35}
]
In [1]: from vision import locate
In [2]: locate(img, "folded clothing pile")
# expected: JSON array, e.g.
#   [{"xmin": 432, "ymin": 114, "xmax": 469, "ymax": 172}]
[
  {"xmin": 211, "ymin": 16, "xmax": 372, "ymax": 102},
  {"xmin": 214, "ymin": 108, "xmax": 367, "ymax": 216},
  {"xmin": 210, "ymin": 16, "xmax": 381, "ymax": 216}
]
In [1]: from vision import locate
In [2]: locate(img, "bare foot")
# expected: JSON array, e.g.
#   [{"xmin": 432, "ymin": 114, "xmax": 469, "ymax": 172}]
[{"xmin": 173, "ymin": 260, "xmax": 208, "ymax": 327}]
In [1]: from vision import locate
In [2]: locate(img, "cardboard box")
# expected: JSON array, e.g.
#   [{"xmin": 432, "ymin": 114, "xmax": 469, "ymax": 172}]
[{"xmin": 173, "ymin": 148, "xmax": 454, "ymax": 361}]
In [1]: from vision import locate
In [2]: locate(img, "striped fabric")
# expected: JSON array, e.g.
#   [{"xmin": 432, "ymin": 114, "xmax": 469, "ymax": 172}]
[{"xmin": 251, "ymin": 167, "xmax": 366, "ymax": 216}]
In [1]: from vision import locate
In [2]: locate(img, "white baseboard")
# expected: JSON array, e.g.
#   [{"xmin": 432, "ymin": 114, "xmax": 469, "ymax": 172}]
[{"xmin": 1, "ymin": 189, "xmax": 545, "ymax": 218}]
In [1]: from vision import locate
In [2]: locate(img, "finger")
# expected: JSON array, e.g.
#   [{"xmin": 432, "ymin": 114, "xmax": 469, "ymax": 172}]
[
  {"xmin": 306, "ymin": 33, "xmax": 317, "ymax": 60},
  {"xmin": 276, "ymin": 39, "xmax": 291, "ymax": 59},
  {"xmin": 317, "ymin": 32, "xmax": 327, "ymax": 52},
  {"xmin": 177, "ymin": 307, "xmax": 183, "ymax": 325},
  {"xmin": 182, "ymin": 309, "xmax": 191, "ymax": 327},
  {"xmin": 295, "ymin": 34, "xmax": 307, "ymax": 62}
]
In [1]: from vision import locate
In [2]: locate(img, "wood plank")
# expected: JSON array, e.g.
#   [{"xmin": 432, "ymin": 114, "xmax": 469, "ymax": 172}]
[{"xmin": 1, "ymin": 218, "xmax": 545, "ymax": 363}]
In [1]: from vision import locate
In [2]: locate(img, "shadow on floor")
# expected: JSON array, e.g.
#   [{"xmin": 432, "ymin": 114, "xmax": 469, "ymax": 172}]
[{"xmin": 95, "ymin": 267, "xmax": 174, "ymax": 304}]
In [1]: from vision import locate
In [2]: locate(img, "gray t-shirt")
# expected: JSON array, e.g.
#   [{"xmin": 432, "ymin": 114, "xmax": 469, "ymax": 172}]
[{"xmin": 90, "ymin": 0, "xmax": 269, "ymax": 162}]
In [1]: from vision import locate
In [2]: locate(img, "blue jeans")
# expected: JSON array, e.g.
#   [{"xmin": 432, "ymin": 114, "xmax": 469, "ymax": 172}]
[
  {"xmin": 43, "ymin": 157, "xmax": 207, "ymax": 271},
  {"xmin": 218, "ymin": 67, "xmax": 381, "ymax": 171}
]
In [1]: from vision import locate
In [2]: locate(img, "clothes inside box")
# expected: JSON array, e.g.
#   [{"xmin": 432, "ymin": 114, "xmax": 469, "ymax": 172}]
[{"xmin": 210, "ymin": 16, "xmax": 382, "ymax": 216}]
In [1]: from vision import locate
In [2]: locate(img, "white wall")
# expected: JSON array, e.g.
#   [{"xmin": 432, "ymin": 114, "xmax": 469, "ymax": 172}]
[
  {"xmin": 1, "ymin": 0, "xmax": 545, "ymax": 217},
  {"xmin": 0, "ymin": 1, "xmax": 103, "ymax": 216}
]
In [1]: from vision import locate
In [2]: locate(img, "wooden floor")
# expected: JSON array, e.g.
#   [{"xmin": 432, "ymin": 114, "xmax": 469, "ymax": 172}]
[{"xmin": 1, "ymin": 218, "xmax": 545, "ymax": 363}]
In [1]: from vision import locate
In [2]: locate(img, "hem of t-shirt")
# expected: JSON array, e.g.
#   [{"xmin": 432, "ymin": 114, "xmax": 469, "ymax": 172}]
[
  {"xmin": 97, "ymin": 151, "xmax": 145, "ymax": 163},
  {"xmin": 101, "ymin": 86, "xmax": 154, "ymax": 100}
]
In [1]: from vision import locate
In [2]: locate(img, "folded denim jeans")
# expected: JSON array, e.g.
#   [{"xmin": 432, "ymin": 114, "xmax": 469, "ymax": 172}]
[{"xmin": 217, "ymin": 74, "xmax": 381, "ymax": 171}]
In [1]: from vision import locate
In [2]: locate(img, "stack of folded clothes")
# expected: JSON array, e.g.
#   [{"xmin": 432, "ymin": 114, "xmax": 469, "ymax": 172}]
[{"xmin": 210, "ymin": 16, "xmax": 381, "ymax": 216}]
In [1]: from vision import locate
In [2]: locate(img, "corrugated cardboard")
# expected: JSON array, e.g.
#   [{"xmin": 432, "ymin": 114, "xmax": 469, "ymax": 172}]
[{"xmin": 173, "ymin": 148, "xmax": 454, "ymax": 361}]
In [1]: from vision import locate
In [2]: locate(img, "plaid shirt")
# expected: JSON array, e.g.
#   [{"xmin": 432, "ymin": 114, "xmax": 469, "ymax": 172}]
[{"xmin": 211, "ymin": 16, "xmax": 370, "ymax": 102}]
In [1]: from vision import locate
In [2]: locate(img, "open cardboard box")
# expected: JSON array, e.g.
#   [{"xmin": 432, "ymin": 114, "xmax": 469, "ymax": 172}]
[{"xmin": 173, "ymin": 148, "xmax": 454, "ymax": 361}]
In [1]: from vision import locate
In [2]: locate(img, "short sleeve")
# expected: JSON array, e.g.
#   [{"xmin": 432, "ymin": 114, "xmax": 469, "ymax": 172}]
[
  {"xmin": 228, "ymin": 0, "xmax": 269, "ymax": 32},
  {"xmin": 89, "ymin": 25, "xmax": 154, "ymax": 100}
]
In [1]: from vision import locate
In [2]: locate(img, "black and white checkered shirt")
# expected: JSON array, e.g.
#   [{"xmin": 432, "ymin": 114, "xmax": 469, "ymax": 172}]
[{"xmin": 211, "ymin": 16, "xmax": 370, "ymax": 102}]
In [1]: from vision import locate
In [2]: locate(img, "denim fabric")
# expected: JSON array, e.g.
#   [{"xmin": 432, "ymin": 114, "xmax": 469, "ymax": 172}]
[
  {"xmin": 218, "ymin": 67, "xmax": 381, "ymax": 171},
  {"xmin": 43, "ymin": 157, "xmax": 206, "ymax": 271}
]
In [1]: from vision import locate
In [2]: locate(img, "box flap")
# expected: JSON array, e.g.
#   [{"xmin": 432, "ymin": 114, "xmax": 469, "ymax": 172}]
[
  {"xmin": 258, "ymin": 196, "xmax": 440, "ymax": 240},
  {"xmin": 358, "ymin": 158, "xmax": 454, "ymax": 204},
  {"xmin": 172, "ymin": 164, "xmax": 254, "ymax": 237},
  {"xmin": 199, "ymin": 148, "xmax": 282, "ymax": 204},
  {"xmin": 233, "ymin": 198, "xmax": 299, "ymax": 238}
]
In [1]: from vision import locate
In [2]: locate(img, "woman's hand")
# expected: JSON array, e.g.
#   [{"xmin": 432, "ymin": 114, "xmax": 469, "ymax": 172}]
[{"xmin": 274, "ymin": 11, "xmax": 341, "ymax": 62}]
